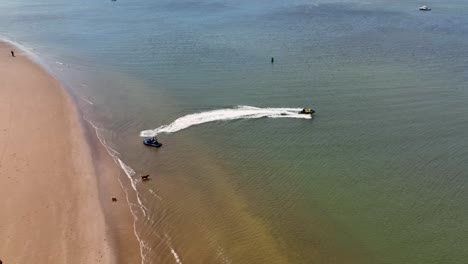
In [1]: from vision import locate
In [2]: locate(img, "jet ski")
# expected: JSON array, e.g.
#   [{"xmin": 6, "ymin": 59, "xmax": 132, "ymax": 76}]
[
  {"xmin": 299, "ymin": 108, "xmax": 315, "ymax": 115},
  {"xmin": 143, "ymin": 137, "xmax": 162, "ymax": 148}
]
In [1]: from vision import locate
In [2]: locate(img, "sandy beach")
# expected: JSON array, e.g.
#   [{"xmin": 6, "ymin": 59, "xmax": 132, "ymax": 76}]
[{"xmin": 0, "ymin": 42, "xmax": 139, "ymax": 263}]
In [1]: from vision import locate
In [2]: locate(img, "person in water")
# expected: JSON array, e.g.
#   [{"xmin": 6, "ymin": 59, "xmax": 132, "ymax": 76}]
[
  {"xmin": 271, "ymin": 57, "xmax": 274, "ymax": 63},
  {"xmin": 10, "ymin": 50, "xmax": 15, "ymax": 57}
]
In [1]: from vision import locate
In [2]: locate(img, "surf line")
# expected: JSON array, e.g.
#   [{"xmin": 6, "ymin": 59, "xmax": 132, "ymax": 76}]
[{"xmin": 140, "ymin": 105, "xmax": 312, "ymax": 137}]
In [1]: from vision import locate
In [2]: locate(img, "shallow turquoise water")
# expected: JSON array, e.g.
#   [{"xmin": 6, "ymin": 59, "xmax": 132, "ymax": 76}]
[{"xmin": 1, "ymin": 0, "xmax": 468, "ymax": 263}]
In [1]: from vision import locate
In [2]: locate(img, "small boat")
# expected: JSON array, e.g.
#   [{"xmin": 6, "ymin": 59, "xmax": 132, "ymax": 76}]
[
  {"xmin": 299, "ymin": 108, "xmax": 315, "ymax": 115},
  {"xmin": 419, "ymin": 5, "xmax": 431, "ymax": 11},
  {"xmin": 143, "ymin": 137, "xmax": 162, "ymax": 148}
]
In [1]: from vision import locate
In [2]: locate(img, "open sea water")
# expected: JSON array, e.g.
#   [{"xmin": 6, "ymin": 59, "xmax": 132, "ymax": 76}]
[{"xmin": 2, "ymin": 0, "xmax": 468, "ymax": 263}]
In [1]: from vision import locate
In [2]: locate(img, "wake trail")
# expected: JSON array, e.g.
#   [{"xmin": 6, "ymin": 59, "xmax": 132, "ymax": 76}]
[{"xmin": 140, "ymin": 105, "xmax": 311, "ymax": 137}]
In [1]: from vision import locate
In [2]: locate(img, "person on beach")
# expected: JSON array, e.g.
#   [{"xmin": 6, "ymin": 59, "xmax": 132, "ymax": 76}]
[{"xmin": 10, "ymin": 50, "xmax": 15, "ymax": 57}]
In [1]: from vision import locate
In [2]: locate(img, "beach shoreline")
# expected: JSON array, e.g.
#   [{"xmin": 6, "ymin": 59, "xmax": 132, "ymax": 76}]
[{"xmin": 0, "ymin": 41, "xmax": 140, "ymax": 263}]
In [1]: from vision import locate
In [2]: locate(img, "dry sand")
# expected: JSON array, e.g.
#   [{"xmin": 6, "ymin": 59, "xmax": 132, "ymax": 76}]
[{"xmin": 0, "ymin": 42, "xmax": 140, "ymax": 263}]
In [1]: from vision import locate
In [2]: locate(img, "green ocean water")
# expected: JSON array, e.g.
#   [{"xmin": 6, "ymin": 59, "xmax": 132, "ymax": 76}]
[{"xmin": 1, "ymin": 0, "xmax": 468, "ymax": 263}]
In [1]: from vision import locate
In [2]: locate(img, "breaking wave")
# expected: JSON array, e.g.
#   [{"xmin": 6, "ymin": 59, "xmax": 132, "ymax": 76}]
[{"xmin": 140, "ymin": 105, "xmax": 312, "ymax": 137}]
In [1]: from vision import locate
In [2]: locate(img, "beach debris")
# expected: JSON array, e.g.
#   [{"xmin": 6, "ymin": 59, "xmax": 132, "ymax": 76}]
[
  {"xmin": 111, "ymin": 197, "xmax": 118, "ymax": 202},
  {"xmin": 10, "ymin": 50, "xmax": 15, "ymax": 57},
  {"xmin": 141, "ymin": 175, "xmax": 150, "ymax": 181}
]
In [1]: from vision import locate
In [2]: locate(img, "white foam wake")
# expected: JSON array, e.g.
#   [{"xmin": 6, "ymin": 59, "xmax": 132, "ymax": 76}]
[{"xmin": 140, "ymin": 105, "xmax": 311, "ymax": 137}]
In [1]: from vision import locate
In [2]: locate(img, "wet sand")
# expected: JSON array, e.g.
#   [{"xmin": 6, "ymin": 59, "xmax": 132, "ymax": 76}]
[{"xmin": 0, "ymin": 41, "xmax": 140, "ymax": 263}]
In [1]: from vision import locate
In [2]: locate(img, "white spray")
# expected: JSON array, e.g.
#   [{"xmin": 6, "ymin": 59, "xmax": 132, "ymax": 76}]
[{"xmin": 140, "ymin": 105, "xmax": 311, "ymax": 137}]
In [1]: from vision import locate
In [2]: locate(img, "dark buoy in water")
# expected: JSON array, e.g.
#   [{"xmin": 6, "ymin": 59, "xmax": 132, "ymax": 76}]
[{"xmin": 271, "ymin": 57, "xmax": 274, "ymax": 63}]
